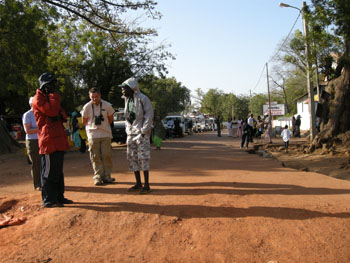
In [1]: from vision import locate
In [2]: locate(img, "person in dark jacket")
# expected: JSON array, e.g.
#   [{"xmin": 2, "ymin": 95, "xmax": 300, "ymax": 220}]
[
  {"xmin": 240, "ymin": 119, "xmax": 250, "ymax": 149},
  {"xmin": 32, "ymin": 72, "xmax": 73, "ymax": 208}
]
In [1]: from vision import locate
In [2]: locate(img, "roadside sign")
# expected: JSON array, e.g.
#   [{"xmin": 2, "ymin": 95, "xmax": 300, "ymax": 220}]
[{"xmin": 263, "ymin": 104, "xmax": 285, "ymax": 116}]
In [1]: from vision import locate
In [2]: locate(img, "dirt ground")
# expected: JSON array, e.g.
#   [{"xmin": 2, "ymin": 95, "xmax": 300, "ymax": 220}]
[{"xmin": 1, "ymin": 131, "xmax": 350, "ymax": 263}]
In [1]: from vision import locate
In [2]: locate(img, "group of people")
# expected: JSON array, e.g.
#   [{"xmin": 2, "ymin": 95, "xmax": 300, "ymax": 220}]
[
  {"xmin": 225, "ymin": 113, "xmax": 296, "ymax": 153},
  {"xmin": 224, "ymin": 114, "xmax": 272, "ymax": 149},
  {"xmin": 23, "ymin": 73, "xmax": 153, "ymax": 208}
]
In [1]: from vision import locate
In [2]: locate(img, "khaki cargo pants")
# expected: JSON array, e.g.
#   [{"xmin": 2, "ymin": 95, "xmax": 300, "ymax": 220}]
[{"xmin": 88, "ymin": 137, "xmax": 112, "ymax": 182}]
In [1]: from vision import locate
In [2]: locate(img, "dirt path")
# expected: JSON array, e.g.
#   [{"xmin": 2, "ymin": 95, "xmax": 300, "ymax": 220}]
[{"xmin": 1, "ymin": 131, "xmax": 350, "ymax": 263}]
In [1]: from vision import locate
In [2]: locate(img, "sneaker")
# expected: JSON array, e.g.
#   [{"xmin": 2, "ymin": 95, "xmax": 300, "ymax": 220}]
[
  {"xmin": 35, "ymin": 187, "xmax": 41, "ymax": 191},
  {"xmin": 43, "ymin": 203, "xmax": 64, "ymax": 208},
  {"xmin": 94, "ymin": 180, "xmax": 104, "ymax": 186},
  {"xmin": 59, "ymin": 198, "xmax": 74, "ymax": 204},
  {"xmin": 128, "ymin": 185, "xmax": 142, "ymax": 192},
  {"xmin": 140, "ymin": 187, "xmax": 152, "ymax": 194}
]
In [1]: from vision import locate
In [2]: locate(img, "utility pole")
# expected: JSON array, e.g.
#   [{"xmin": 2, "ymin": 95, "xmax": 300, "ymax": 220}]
[
  {"xmin": 249, "ymin": 89, "xmax": 252, "ymax": 114},
  {"xmin": 302, "ymin": 1, "xmax": 316, "ymax": 140},
  {"xmin": 280, "ymin": 1, "xmax": 316, "ymax": 140},
  {"xmin": 266, "ymin": 62, "xmax": 273, "ymax": 142},
  {"xmin": 266, "ymin": 62, "xmax": 272, "ymax": 124}
]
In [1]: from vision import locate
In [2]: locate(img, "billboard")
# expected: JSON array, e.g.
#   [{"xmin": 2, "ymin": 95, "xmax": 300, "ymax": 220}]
[{"xmin": 263, "ymin": 104, "xmax": 285, "ymax": 116}]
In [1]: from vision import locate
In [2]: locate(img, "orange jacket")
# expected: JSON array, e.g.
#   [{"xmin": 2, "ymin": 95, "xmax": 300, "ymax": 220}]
[{"xmin": 32, "ymin": 89, "xmax": 69, "ymax": 154}]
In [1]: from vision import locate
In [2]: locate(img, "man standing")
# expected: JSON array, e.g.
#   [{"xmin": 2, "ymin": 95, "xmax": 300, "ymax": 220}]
[
  {"xmin": 81, "ymin": 88, "xmax": 115, "ymax": 186},
  {"xmin": 216, "ymin": 115, "xmax": 221, "ymax": 137},
  {"xmin": 120, "ymin": 77, "xmax": 153, "ymax": 194},
  {"xmin": 22, "ymin": 97, "xmax": 41, "ymax": 191},
  {"xmin": 32, "ymin": 73, "xmax": 73, "ymax": 208},
  {"xmin": 247, "ymin": 114, "xmax": 254, "ymax": 142}
]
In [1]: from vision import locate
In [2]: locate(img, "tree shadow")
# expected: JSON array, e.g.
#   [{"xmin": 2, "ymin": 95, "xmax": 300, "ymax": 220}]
[{"xmin": 67, "ymin": 201, "xmax": 350, "ymax": 220}]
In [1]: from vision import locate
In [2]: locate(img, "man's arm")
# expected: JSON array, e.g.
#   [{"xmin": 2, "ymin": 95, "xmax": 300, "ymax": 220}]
[{"xmin": 23, "ymin": 123, "xmax": 38, "ymax": 135}]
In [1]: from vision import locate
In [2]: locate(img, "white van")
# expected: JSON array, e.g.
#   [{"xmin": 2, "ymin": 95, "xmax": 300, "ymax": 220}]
[{"xmin": 195, "ymin": 115, "xmax": 206, "ymax": 132}]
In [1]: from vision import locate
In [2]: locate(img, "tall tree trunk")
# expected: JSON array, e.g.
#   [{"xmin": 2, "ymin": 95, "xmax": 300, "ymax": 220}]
[
  {"xmin": 0, "ymin": 118, "xmax": 20, "ymax": 155},
  {"xmin": 311, "ymin": 65, "xmax": 350, "ymax": 151}
]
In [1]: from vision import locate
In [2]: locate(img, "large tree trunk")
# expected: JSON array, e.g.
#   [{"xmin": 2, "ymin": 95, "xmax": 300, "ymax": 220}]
[
  {"xmin": 0, "ymin": 118, "xmax": 20, "ymax": 155},
  {"xmin": 311, "ymin": 65, "xmax": 350, "ymax": 152}
]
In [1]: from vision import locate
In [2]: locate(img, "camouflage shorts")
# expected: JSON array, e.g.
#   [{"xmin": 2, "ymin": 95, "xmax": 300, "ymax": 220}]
[{"xmin": 126, "ymin": 134, "xmax": 151, "ymax": 171}]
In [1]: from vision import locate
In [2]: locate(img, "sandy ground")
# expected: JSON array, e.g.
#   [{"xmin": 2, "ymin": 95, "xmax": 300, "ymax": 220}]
[{"xmin": 1, "ymin": 131, "xmax": 350, "ymax": 263}]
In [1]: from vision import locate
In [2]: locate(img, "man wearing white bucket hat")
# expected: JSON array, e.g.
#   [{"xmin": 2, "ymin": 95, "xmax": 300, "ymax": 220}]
[{"xmin": 119, "ymin": 77, "xmax": 153, "ymax": 194}]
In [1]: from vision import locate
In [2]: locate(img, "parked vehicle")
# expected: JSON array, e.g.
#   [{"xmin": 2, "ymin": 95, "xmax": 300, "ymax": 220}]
[
  {"xmin": 208, "ymin": 117, "xmax": 217, "ymax": 131},
  {"xmin": 195, "ymin": 115, "xmax": 206, "ymax": 132},
  {"xmin": 112, "ymin": 111, "xmax": 127, "ymax": 143},
  {"xmin": 165, "ymin": 115, "xmax": 185, "ymax": 137}
]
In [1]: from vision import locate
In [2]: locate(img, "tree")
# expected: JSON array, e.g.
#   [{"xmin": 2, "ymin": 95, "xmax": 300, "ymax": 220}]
[
  {"xmin": 201, "ymin": 89, "xmax": 224, "ymax": 117},
  {"xmin": 140, "ymin": 75, "xmax": 191, "ymax": 120},
  {"xmin": 250, "ymin": 93, "xmax": 267, "ymax": 117},
  {"xmin": 0, "ymin": 0, "xmax": 49, "ymax": 116},
  {"xmin": 35, "ymin": 0, "xmax": 160, "ymax": 35},
  {"xmin": 309, "ymin": 0, "xmax": 350, "ymax": 151}
]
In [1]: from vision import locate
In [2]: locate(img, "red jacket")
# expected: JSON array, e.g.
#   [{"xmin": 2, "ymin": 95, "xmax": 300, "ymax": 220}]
[{"xmin": 32, "ymin": 89, "xmax": 69, "ymax": 154}]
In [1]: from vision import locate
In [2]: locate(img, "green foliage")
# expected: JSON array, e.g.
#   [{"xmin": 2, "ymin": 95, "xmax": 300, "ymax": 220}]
[
  {"xmin": 0, "ymin": 0, "xmax": 49, "ymax": 115},
  {"xmin": 250, "ymin": 94, "xmax": 267, "ymax": 117},
  {"xmin": 1, "ymin": 0, "xmax": 173, "ymax": 118},
  {"xmin": 139, "ymin": 75, "xmax": 191, "ymax": 119},
  {"xmin": 200, "ymin": 89, "xmax": 249, "ymax": 120}
]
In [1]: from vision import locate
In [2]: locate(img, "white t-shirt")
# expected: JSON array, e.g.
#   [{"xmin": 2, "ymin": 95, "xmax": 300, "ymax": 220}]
[
  {"xmin": 281, "ymin": 129, "xmax": 291, "ymax": 142},
  {"xmin": 81, "ymin": 99, "xmax": 114, "ymax": 140},
  {"xmin": 227, "ymin": 121, "xmax": 232, "ymax": 129},
  {"xmin": 247, "ymin": 117, "xmax": 254, "ymax": 127}
]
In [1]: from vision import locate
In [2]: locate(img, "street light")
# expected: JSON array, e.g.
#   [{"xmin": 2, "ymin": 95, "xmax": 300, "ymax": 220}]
[{"xmin": 280, "ymin": 2, "xmax": 316, "ymax": 140}]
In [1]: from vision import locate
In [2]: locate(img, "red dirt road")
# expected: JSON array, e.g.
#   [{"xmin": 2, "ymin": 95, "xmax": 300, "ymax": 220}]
[{"xmin": 1, "ymin": 131, "xmax": 350, "ymax": 263}]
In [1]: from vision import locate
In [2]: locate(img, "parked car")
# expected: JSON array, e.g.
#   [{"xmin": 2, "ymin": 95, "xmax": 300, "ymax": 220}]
[
  {"xmin": 195, "ymin": 115, "xmax": 206, "ymax": 132},
  {"xmin": 112, "ymin": 111, "xmax": 127, "ymax": 143}
]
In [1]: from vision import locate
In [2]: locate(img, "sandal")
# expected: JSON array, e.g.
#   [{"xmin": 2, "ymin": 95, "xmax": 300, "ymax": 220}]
[
  {"xmin": 128, "ymin": 185, "xmax": 142, "ymax": 192},
  {"xmin": 140, "ymin": 187, "xmax": 152, "ymax": 194}
]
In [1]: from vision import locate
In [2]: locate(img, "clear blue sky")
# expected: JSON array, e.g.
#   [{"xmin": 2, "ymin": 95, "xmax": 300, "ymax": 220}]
[{"xmin": 147, "ymin": 0, "xmax": 311, "ymax": 97}]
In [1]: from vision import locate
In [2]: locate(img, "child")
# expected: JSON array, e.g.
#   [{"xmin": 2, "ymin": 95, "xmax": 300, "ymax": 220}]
[{"xmin": 281, "ymin": 125, "xmax": 291, "ymax": 153}]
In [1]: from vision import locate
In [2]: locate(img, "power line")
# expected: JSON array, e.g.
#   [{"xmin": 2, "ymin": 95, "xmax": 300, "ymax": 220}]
[
  {"xmin": 251, "ymin": 63, "xmax": 266, "ymax": 92},
  {"xmin": 269, "ymin": 11, "xmax": 301, "ymax": 63},
  {"xmin": 251, "ymin": 11, "xmax": 301, "ymax": 94}
]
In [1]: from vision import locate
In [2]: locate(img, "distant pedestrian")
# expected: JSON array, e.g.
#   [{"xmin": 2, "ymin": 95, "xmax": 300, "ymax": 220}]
[
  {"xmin": 247, "ymin": 114, "xmax": 254, "ymax": 142},
  {"xmin": 292, "ymin": 116, "xmax": 296, "ymax": 136},
  {"xmin": 240, "ymin": 119, "xmax": 249, "ymax": 149},
  {"xmin": 70, "ymin": 111, "xmax": 80, "ymax": 149},
  {"xmin": 237, "ymin": 118, "xmax": 243, "ymax": 138},
  {"xmin": 281, "ymin": 125, "xmax": 291, "ymax": 153},
  {"xmin": 81, "ymin": 88, "xmax": 115, "ymax": 186},
  {"xmin": 120, "ymin": 77, "xmax": 154, "ymax": 194},
  {"xmin": 294, "ymin": 115, "xmax": 301, "ymax": 138},
  {"xmin": 264, "ymin": 114, "xmax": 272, "ymax": 143},
  {"xmin": 216, "ymin": 115, "xmax": 221, "ymax": 137},
  {"xmin": 227, "ymin": 118, "xmax": 232, "ymax": 137},
  {"xmin": 32, "ymin": 72, "xmax": 73, "ymax": 208},
  {"xmin": 77, "ymin": 115, "xmax": 87, "ymax": 153},
  {"xmin": 22, "ymin": 97, "xmax": 41, "ymax": 191},
  {"xmin": 232, "ymin": 117, "xmax": 238, "ymax": 137}
]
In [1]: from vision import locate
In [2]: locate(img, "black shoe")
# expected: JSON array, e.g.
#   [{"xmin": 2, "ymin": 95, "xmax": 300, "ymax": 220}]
[
  {"xmin": 59, "ymin": 198, "xmax": 74, "ymax": 204},
  {"xmin": 43, "ymin": 203, "xmax": 64, "ymax": 208},
  {"xmin": 128, "ymin": 185, "xmax": 142, "ymax": 192}
]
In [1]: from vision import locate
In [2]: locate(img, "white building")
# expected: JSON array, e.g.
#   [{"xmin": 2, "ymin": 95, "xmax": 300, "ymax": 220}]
[{"xmin": 294, "ymin": 93, "xmax": 318, "ymax": 131}]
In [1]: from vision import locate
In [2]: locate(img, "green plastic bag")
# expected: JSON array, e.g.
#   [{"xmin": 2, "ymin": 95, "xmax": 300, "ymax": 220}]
[{"xmin": 153, "ymin": 135, "xmax": 162, "ymax": 148}]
